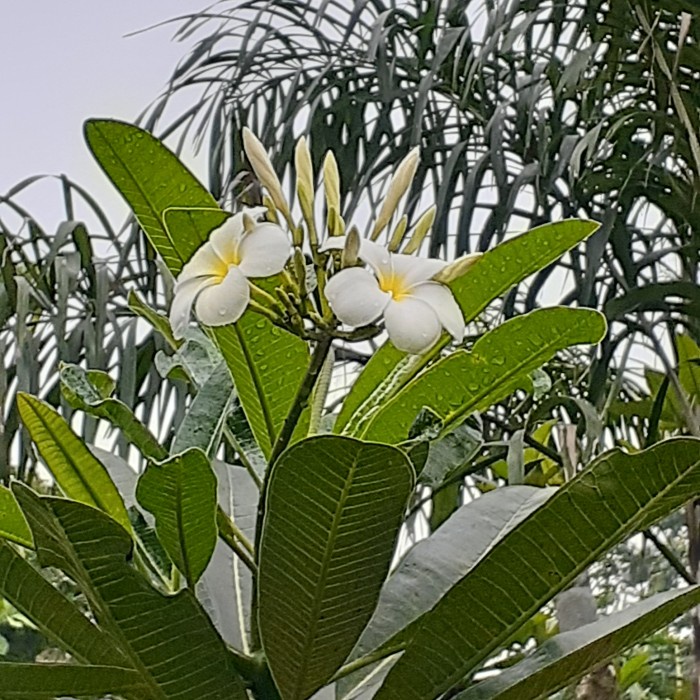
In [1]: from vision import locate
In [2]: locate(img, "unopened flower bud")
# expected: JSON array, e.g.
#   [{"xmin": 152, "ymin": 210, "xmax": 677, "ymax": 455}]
[
  {"xmin": 242, "ymin": 212, "xmax": 256, "ymax": 233},
  {"xmin": 262, "ymin": 195, "xmax": 279, "ymax": 223},
  {"xmin": 341, "ymin": 226, "xmax": 361, "ymax": 268},
  {"xmin": 293, "ymin": 247, "xmax": 307, "ymax": 294},
  {"xmin": 432, "ymin": 252, "xmax": 483, "ymax": 284},
  {"xmin": 402, "ymin": 206, "xmax": 436, "ymax": 255},
  {"xmin": 388, "ymin": 215, "xmax": 408, "ymax": 252},
  {"xmin": 327, "ymin": 206, "xmax": 345, "ymax": 237},
  {"xmin": 243, "ymin": 128, "xmax": 291, "ymax": 221},
  {"xmin": 323, "ymin": 151, "xmax": 341, "ymax": 214},
  {"xmin": 371, "ymin": 146, "xmax": 420, "ymax": 241},
  {"xmin": 295, "ymin": 136, "xmax": 315, "ymax": 224}
]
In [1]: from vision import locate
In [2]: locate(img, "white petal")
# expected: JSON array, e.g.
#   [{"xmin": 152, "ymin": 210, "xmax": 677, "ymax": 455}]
[
  {"xmin": 209, "ymin": 214, "xmax": 245, "ymax": 262},
  {"xmin": 391, "ymin": 253, "xmax": 447, "ymax": 288},
  {"xmin": 383, "ymin": 297, "xmax": 442, "ymax": 354},
  {"xmin": 177, "ymin": 242, "xmax": 226, "ymax": 285},
  {"xmin": 237, "ymin": 223, "xmax": 291, "ymax": 277},
  {"xmin": 170, "ymin": 276, "xmax": 218, "ymax": 339},
  {"xmin": 409, "ymin": 282, "xmax": 465, "ymax": 342},
  {"xmin": 325, "ymin": 267, "xmax": 390, "ymax": 327},
  {"xmin": 319, "ymin": 236, "xmax": 346, "ymax": 253},
  {"xmin": 357, "ymin": 239, "xmax": 393, "ymax": 281},
  {"xmin": 194, "ymin": 265, "xmax": 250, "ymax": 327}
]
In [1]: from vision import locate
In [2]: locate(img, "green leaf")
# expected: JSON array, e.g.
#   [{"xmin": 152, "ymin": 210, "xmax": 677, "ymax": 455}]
[
  {"xmin": 374, "ymin": 438, "xmax": 700, "ymax": 700},
  {"xmin": 359, "ymin": 308, "xmax": 606, "ymax": 444},
  {"xmin": 171, "ymin": 362, "xmax": 235, "ymax": 456},
  {"xmin": 211, "ymin": 310, "xmax": 309, "ymax": 460},
  {"xmin": 12, "ymin": 483, "xmax": 247, "ymax": 699},
  {"xmin": 677, "ymin": 334, "xmax": 700, "ymax": 403},
  {"xmin": 85, "ymin": 119, "xmax": 311, "ymax": 460},
  {"xmin": 128, "ymin": 290, "xmax": 179, "ymax": 349},
  {"xmin": 340, "ymin": 487, "xmax": 554, "ymax": 698},
  {"xmin": 17, "ymin": 393, "xmax": 131, "ymax": 532},
  {"xmin": 84, "ymin": 119, "xmax": 219, "ymax": 274},
  {"xmin": 258, "ymin": 436, "xmax": 414, "ymax": 700},
  {"xmin": 60, "ymin": 363, "xmax": 167, "ymax": 461},
  {"xmin": 0, "ymin": 663, "xmax": 145, "ymax": 699},
  {"xmin": 135, "ymin": 449, "xmax": 218, "ymax": 587},
  {"xmin": 0, "ymin": 486, "xmax": 32, "ymax": 547},
  {"xmin": 0, "ymin": 541, "xmax": 119, "ymax": 666},
  {"xmin": 456, "ymin": 587, "xmax": 700, "ymax": 700},
  {"xmin": 336, "ymin": 220, "xmax": 599, "ymax": 433}
]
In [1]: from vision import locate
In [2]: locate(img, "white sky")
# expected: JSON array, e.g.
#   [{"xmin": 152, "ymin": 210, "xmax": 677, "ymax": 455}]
[{"xmin": 1, "ymin": 2, "xmax": 207, "ymax": 228}]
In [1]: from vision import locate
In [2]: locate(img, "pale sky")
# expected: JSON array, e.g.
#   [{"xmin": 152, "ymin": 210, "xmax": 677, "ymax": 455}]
[{"xmin": 1, "ymin": 2, "xmax": 207, "ymax": 229}]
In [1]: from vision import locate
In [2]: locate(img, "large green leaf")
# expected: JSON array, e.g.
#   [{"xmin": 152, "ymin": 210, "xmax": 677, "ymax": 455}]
[
  {"xmin": 341, "ymin": 486, "xmax": 555, "ymax": 697},
  {"xmin": 84, "ymin": 119, "xmax": 219, "ymax": 273},
  {"xmin": 335, "ymin": 220, "xmax": 599, "ymax": 433},
  {"xmin": 12, "ymin": 483, "xmax": 246, "ymax": 700},
  {"xmin": 0, "ymin": 541, "xmax": 119, "ymax": 666},
  {"xmin": 358, "ymin": 308, "xmax": 606, "ymax": 443},
  {"xmin": 0, "ymin": 663, "xmax": 144, "ymax": 699},
  {"xmin": 258, "ymin": 436, "xmax": 415, "ymax": 700},
  {"xmin": 17, "ymin": 393, "xmax": 131, "ymax": 532},
  {"xmin": 60, "ymin": 363, "xmax": 167, "ymax": 461},
  {"xmin": 456, "ymin": 587, "xmax": 700, "ymax": 700},
  {"xmin": 374, "ymin": 438, "xmax": 700, "ymax": 700},
  {"xmin": 136, "ymin": 449, "xmax": 218, "ymax": 587},
  {"xmin": 85, "ymin": 119, "xmax": 310, "ymax": 459},
  {"xmin": 0, "ymin": 486, "xmax": 32, "ymax": 547}
]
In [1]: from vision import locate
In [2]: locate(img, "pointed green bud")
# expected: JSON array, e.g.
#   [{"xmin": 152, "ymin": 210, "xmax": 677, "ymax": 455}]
[
  {"xmin": 323, "ymin": 151, "xmax": 341, "ymax": 214},
  {"xmin": 327, "ymin": 206, "xmax": 345, "ymax": 237},
  {"xmin": 293, "ymin": 247, "xmax": 307, "ymax": 294},
  {"xmin": 371, "ymin": 146, "xmax": 420, "ymax": 241},
  {"xmin": 295, "ymin": 136, "xmax": 314, "ymax": 208},
  {"xmin": 242, "ymin": 212, "xmax": 257, "ymax": 233},
  {"xmin": 242, "ymin": 127, "xmax": 291, "ymax": 222},
  {"xmin": 262, "ymin": 195, "xmax": 279, "ymax": 223},
  {"xmin": 432, "ymin": 253, "xmax": 483, "ymax": 284},
  {"xmin": 341, "ymin": 226, "xmax": 361, "ymax": 268},
  {"xmin": 402, "ymin": 206, "xmax": 436, "ymax": 255},
  {"xmin": 388, "ymin": 215, "xmax": 409, "ymax": 252}
]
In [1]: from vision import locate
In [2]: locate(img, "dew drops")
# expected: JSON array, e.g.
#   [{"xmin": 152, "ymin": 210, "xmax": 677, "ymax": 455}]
[{"xmin": 218, "ymin": 308, "xmax": 228, "ymax": 316}]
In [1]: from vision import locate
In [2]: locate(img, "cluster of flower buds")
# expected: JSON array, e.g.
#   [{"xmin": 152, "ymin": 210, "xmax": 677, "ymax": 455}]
[{"xmin": 169, "ymin": 129, "xmax": 480, "ymax": 354}]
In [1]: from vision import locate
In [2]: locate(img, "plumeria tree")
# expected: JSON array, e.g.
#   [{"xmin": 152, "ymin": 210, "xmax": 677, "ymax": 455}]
[{"xmin": 0, "ymin": 119, "xmax": 699, "ymax": 700}]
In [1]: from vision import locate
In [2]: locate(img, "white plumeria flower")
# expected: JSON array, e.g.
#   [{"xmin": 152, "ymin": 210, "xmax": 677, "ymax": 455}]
[
  {"xmin": 322, "ymin": 238, "xmax": 464, "ymax": 354},
  {"xmin": 169, "ymin": 207, "xmax": 290, "ymax": 338}
]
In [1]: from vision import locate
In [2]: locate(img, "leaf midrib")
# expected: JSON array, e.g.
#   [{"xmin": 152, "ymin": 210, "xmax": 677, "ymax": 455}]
[{"xmin": 290, "ymin": 452, "xmax": 361, "ymax": 700}]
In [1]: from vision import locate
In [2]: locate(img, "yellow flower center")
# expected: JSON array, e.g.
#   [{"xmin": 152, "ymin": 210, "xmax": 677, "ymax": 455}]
[{"xmin": 378, "ymin": 271, "xmax": 410, "ymax": 300}]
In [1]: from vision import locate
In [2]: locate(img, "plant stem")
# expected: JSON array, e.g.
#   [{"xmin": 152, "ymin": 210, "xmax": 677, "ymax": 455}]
[
  {"xmin": 329, "ymin": 645, "xmax": 404, "ymax": 682},
  {"xmin": 249, "ymin": 334, "xmax": 334, "ymax": 649},
  {"xmin": 216, "ymin": 506, "xmax": 257, "ymax": 574}
]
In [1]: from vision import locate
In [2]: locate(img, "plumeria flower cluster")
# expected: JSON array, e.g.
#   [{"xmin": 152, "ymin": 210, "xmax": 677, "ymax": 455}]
[{"xmin": 169, "ymin": 128, "xmax": 480, "ymax": 354}]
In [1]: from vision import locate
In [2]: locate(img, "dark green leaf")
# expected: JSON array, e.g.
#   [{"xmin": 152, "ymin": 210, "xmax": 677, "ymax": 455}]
[
  {"xmin": 136, "ymin": 449, "xmax": 218, "ymax": 587},
  {"xmin": 374, "ymin": 438, "xmax": 700, "ymax": 700},
  {"xmin": 258, "ymin": 436, "xmax": 414, "ymax": 700},
  {"xmin": 13, "ymin": 483, "xmax": 246, "ymax": 699},
  {"xmin": 456, "ymin": 587, "xmax": 700, "ymax": 700},
  {"xmin": 0, "ymin": 541, "xmax": 119, "ymax": 666},
  {"xmin": 0, "ymin": 663, "xmax": 145, "ymax": 699}
]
